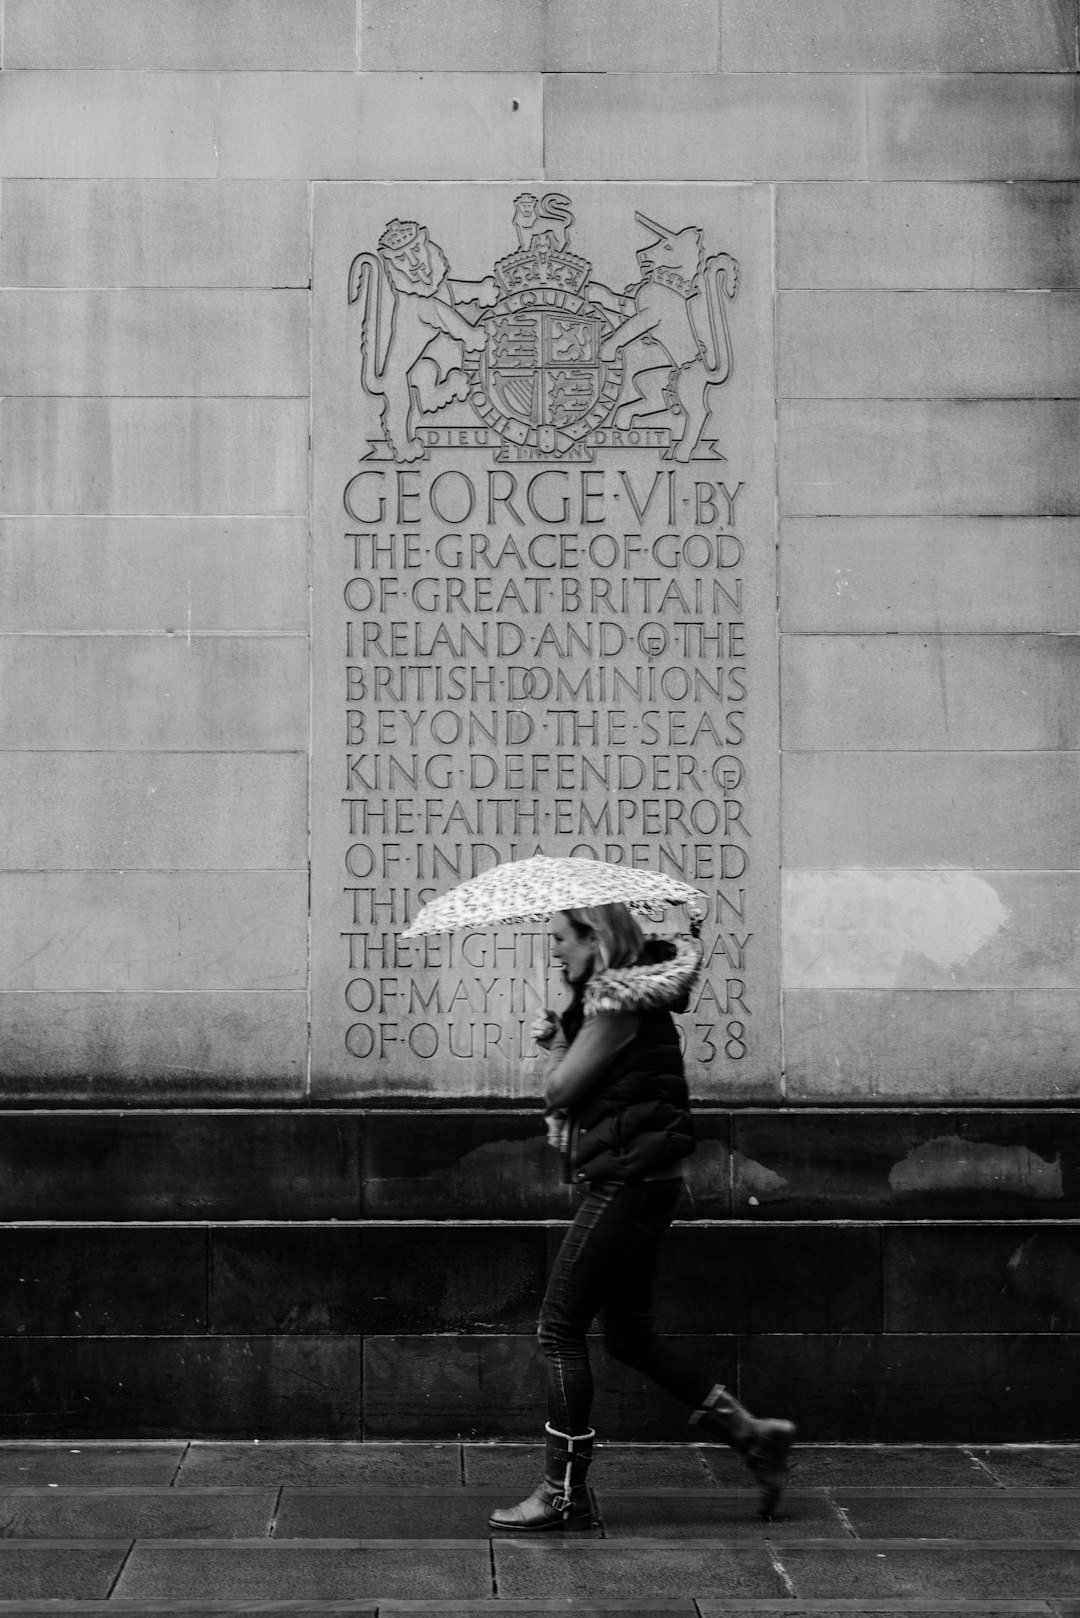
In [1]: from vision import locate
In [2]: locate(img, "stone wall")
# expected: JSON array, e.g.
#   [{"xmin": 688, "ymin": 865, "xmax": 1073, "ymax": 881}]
[{"xmin": 0, "ymin": 0, "xmax": 1077, "ymax": 1438}]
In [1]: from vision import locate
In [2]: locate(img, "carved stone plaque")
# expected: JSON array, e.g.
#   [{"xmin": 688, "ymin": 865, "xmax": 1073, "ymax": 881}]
[{"xmin": 312, "ymin": 185, "xmax": 778, "ymax": 1100}]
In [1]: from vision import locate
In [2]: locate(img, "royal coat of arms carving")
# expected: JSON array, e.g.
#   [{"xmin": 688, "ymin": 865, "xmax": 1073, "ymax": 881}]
[{"xmin": 348, "ymin": 192, "xmax": 739, "ymax": 465}]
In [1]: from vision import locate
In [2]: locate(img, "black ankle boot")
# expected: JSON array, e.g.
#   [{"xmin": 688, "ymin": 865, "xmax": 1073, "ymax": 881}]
[
  {"xmin": 488, "ymin": 1423, "xmax": 595, "ymax": 1531},
  {"xmin": 690, "ymin": 1383, "xmax": 796, "ymax": 1518}
]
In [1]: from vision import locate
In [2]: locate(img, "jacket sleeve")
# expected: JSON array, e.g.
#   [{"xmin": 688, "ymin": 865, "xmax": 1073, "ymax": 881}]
[{"xmin": 544, "ymin": 1010, "xmax": 639, "ymax": 1112}]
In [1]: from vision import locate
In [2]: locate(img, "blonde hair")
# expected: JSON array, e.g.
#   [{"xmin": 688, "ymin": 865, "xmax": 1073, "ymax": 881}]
[{"xmin": 562, "ymin": 902, "xmax": 644, "ymax": 972}]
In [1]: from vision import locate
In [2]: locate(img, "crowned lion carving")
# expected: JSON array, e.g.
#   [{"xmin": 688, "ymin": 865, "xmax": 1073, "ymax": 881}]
[{"xmin": 348, "ymin": 220, "xmax": 499, "ymax": 462}]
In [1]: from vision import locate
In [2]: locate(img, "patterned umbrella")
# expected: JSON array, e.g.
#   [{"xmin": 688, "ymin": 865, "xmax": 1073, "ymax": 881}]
[{"xmin": 401, "ymin": 855, "xmax": 706, "ymax": 938}]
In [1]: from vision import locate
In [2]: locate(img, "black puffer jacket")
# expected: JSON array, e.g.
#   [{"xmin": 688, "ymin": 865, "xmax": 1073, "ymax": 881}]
[{"xmin": 566, "ymin": 935, "xmax": 703, "ymax": 1183}]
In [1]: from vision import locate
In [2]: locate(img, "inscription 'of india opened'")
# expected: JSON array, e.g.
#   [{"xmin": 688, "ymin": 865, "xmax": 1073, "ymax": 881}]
[{"xmin": 311, "ymin": 185, "xmax": 779, "ymax": 1100}]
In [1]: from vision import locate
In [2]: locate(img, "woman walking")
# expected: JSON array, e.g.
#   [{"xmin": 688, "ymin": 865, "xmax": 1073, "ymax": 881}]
[{"xmin": 489, "ymin": 902, "xmax": 796, "ymax": 1531}]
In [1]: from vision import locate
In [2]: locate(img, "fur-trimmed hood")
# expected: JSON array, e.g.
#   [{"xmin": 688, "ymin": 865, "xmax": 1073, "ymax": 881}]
[{"xmin": 583, "ymin": 934, "xmax": 704, "ymax": 1019}]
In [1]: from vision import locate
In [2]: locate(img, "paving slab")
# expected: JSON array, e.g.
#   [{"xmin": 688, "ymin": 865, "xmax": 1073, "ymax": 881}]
[
  {"xmin": 275, "ymin": 1490, "xmax": 516, "ymax": 1539},
  {"xmin": 838, "ymin": 1488, "xmax": 1080, "ymax": 1540},
  {"xmin": 464, "ymin": 1444, "xmax": 712, "ymax": 1489},
  {"xmin": 698, "ymin": 1607, "xmax": 1054, "ymax": 1616},
  {"xmin": 0, "ymin": 1608, "xmax": 379, "ymax": 1616},
  {"xmin": 975, "ymin": 1447, "xmax": 1080, "ymax": 1487},
  {"xmin": 0, "ymin": 1541, "xmax": 128, "ymax": 1598},
  {"xmin": 115, "ymin": 1541, "xmax": 491, "ymax": 1600},
  {"xmin": 776, "ymin": 1539, "xmax": 1080, "ymax": 1599},
  {"xmin": 175, "ymin": 1443, "xmax": 462, "ymax": 1488},
  {"xmin": 597, "ymin": 1489, "xmax": 845, "ymax": 1540},
  {"xmin": 717, "ymin": 1446, "xmax": 992, "ymax": 1489},
  {"xmin": 0, "ymin": 1486, "xmax": 275, "ymax": 1539},
  {"xmin": 492, "ymin": 1539, "xmax": 785, "ymax": 1599},
  {"xmin": 0, "ymin": 1443, "xmax": 184, "ymax": 1486}
]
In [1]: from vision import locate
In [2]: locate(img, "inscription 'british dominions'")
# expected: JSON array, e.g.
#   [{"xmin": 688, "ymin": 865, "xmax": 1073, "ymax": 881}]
[{"xmin": 312, "ymin": 184, "xmax": 777, "ymax": 1097}]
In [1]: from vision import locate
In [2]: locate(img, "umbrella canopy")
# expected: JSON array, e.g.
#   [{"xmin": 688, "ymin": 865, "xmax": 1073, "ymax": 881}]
[{"xmin": 401, "ymin": 855, "xmax": 706, "ymax": 938}]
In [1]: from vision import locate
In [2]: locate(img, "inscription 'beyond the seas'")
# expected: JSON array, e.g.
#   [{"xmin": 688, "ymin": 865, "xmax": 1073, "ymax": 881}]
[{"xmin": 339, "ymin": 462, "xmax": 753, "ymax": 1076}]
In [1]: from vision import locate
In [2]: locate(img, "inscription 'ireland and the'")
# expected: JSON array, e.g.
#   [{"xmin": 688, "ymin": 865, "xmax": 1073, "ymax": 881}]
[{"xmin": 312, "ymin": 184, "xmax": 779, "ymax": 1099}]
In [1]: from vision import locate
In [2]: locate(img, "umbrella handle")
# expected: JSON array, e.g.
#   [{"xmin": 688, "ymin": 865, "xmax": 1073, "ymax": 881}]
[{"xmin": 685, "ymin": 899, "xmax": 707, "ymax": 938}]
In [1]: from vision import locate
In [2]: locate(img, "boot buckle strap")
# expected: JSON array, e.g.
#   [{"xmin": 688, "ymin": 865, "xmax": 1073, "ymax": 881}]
[{"xmin": 689, "ymin": 1383, "xmax": 729, "ymax": 1426}]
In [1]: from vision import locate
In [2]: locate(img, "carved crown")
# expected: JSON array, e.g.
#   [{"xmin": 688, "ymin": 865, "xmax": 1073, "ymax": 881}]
[{"xmin": 494, "ymin": 241, "xmax": 592, "ymax": 298}]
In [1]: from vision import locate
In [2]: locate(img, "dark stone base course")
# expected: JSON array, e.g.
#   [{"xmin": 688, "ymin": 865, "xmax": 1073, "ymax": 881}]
[
  {"xmin": 5, "ymin": 1222, "xmax": 1080, "ymax": 1341},
  {"xmin": 2, "ymin": 1105, "xmax": 1077, "ymax": 1223},
  {"xmin": 0, "ymin": 1334, "xmax": 1077, "ymax": 1441}
]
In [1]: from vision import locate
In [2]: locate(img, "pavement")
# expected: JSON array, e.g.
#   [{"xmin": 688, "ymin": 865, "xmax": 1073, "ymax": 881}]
[{"xmin": 0, "ymin": 1441, "xmax": 1077, "ymax": 1614}]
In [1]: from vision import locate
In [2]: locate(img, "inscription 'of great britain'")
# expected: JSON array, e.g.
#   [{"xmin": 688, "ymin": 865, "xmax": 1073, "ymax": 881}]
[{"xmin": 311, "ymin": 184, "xmax": 779, "ymax": 1099}]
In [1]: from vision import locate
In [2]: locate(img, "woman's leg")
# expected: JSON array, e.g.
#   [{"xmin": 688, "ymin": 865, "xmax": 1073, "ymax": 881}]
[
  {"xmin": 601, "ymin": 1179, "xmax": 797, "ymax": 1518},
  {"xmin": 598, "ymin": 1178, "xmax": 716, "ymax": 1406},
  {"xmin": 537, "ymin": 1180, "xmax": 630, "ymax": 1431},
  {"xmin": 491, "ymin": 1182, "xmax": 633, "ymax": 1532}
]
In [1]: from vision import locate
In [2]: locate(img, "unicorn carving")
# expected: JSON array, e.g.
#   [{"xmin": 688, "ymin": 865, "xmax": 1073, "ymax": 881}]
[{"xmin": 589, "ymin": 213, "xmax": 739, "ymax": 462}]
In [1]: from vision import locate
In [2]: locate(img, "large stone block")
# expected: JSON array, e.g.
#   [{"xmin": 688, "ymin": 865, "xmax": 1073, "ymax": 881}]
[
  {"xmin": 1, "ymin": 399, "xmax": 309, "ymax": 515},
  {"xmin": 310, "ymin": 182, "xmax": 780, "ymax": 1100},
  {"xmin": 739, "ymin": 1333, "xmax": 1080, "ymax": 1441},
  {"xmin": 0, "ymin": 1228, "xmax": 207, "ymax": 1334},
  {"xmin": 0, "ymin": 73, "xmax": 217, "ymax": 178},
  {"xmin": 0, "ymin": 290, "xmax": 308, "ymax": 395},
  {"xmin": 546, "ymin": 75, "xmax": 865, "ymax": 180},
  {"xmin": 0, "ymin": 872, "xmax": 307, "ymax": 991},
  {"xmin": 0, "ymin": 1338, "xmax": 367, "ymax": 1438},
  {"xmin": 362, "ymin": 0, "xmax": 719, "ymax": 72},
  {"xmin": 732, "ymin": 1108, "xmax": 1080, "ymax": 1221},
  {"xmin": 649, "ymin": 1225, "xmax": 882, "ymax": 1332},
  {"xmin": 869, "ymin": 75, "xmax": 1080, "ymax": 180},
  {"xmin": 0, "ymin": 517, "xmax": 308, "ymax": 633},
  {"xmin": 217, "ymin": 73, "xmax": 542, "ymax": 179},
  {"xmin": 0, "ymin": 636, "xmax": 307, "ymax": 749},
  {"xmin": 783, "ymin": 751, "xmax": 1080, "ymax": 867},
  {"xmin": 0, "ymin": 992, "xmax": 307, "ymax": 1101},
  {"xmin": 782, "ymin": 634, "xmax": 1080, "ymax": 750},
  {"xmin": 779, "ymin": 517, "xmax": 1080, "ymax": 634},
  {"xmin": 363, "ymin": 1334, "xmax": 545, "ymax": 1437},
  {"xmin": 209, "ymin": 1227, "xmax": 547, "ymax": 1333},
  {"xmin": 722, "ymin": 0, "xmax": 1076, "ymax": 71},
  {"xmin": 784, "ymin": 870, "xmax": 1080, "ymax": 990},
  {"xmin": 1, "ymin": 179, "xmax": 310, "ymax": 288},
  {"xmin": 778, "ymin": 182, "xmax": 1080, "ymax": 290},
  {"xmin": 0, "ymin": 752, "xmax": 306, "ymax": 869},
  {"xmin": 0, "ymin": 1112, "xmax": 365, "ymax": 1221},
  {"xmin": 779, "ymin": 290, "xmax": 1080, "ymax": 398},
  {"xmin": 4, "ymin": 0, "xmax": 357, "ymax": 68},
  {"xmin": 784, "ymin": 988, "xmax": 1080, "ymax": 1101},
  {"xmin": 884, "ymin": 1225, "xmax": 1080, "ymax": 1332},
  {"xmin": 780, "ymin": 400, "xmax": 1080, "ymax": 515},
  {"xmin": 361, "ymin": 1110, "xmax": 574, "ymax": 1219}
]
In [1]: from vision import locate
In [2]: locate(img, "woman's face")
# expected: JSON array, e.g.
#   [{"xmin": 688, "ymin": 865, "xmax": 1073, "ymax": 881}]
[{"xmin": 549, "ymin": 912, "xmax": 596, "ymax": 985}]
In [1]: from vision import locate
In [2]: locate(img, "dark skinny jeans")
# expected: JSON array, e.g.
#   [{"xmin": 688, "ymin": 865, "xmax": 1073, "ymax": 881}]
[{"xmin": 538, "ymin": 1177, "xmax": 717, "ymax": 1436}]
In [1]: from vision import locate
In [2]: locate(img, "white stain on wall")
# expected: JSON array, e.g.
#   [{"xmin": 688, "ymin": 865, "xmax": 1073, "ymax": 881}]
[{"xmin": 783, "ymin": 870, "xmax": 1009, "ymax": 988}]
